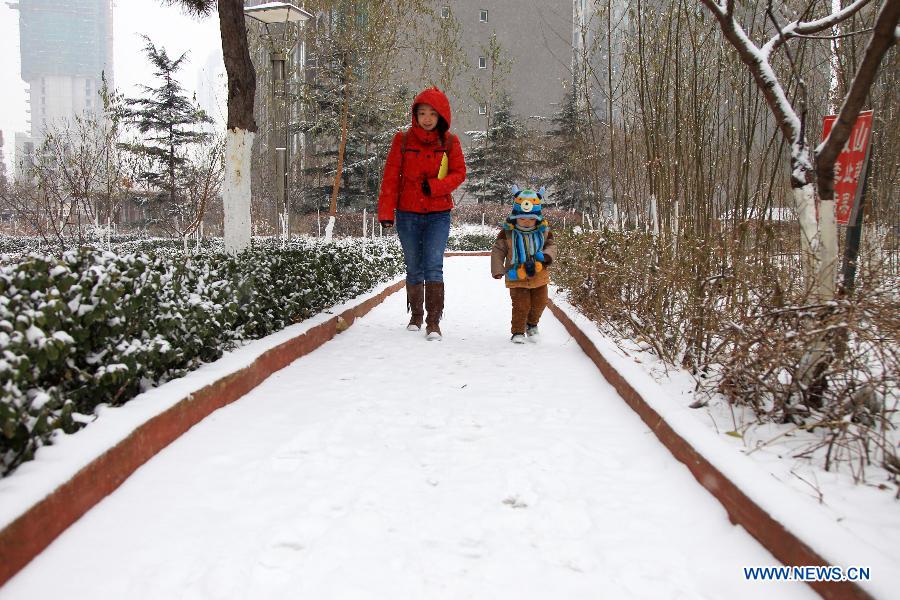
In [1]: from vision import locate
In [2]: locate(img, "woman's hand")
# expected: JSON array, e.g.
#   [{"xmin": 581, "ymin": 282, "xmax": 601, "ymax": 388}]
[{"xmin": 380, "ymin": 220, "xmax": 394, "ymax": 228}]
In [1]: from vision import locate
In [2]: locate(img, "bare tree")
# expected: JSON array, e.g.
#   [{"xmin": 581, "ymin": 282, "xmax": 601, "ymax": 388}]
[
  {"xmin": 419, "ymin": 5, "xmax": 469, "ymax": 100},
  {"xmin": 698, "ymin": 0, "xmax": 897, "ymax": 302},
  {"xmin": 0, "ymin": 102, "xmax": 128, "ymax": 250}
]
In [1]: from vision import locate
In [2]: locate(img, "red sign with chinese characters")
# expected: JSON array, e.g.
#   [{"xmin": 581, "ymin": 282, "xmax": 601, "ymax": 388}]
[{"xmin": 820, "ymin": 110, "xmax": 873, "ymax": 225}]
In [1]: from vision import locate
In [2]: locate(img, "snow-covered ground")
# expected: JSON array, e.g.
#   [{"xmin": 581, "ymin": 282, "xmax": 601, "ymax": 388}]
[
  {"xmin": 552, "ymin": 297, "xmax": 899, "ymax": 597},
  {"xmin": 1, "ymin": 257, "xmax": 819, "ymax": 599}
]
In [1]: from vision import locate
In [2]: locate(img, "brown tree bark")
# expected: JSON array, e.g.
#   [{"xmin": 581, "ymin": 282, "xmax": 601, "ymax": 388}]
[{"xmin": 218, "ymin": 0, "xmax": 257, "ymax": 133}]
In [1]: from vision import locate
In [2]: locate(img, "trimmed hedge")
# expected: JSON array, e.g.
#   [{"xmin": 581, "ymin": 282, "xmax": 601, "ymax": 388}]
[
  {"xmin": 0, "ymin": 238, "xmax": 403, "ymax": 475},
  {"xmin": 446, "ymin": 233, "xmax": 495, "ymax": 252}
]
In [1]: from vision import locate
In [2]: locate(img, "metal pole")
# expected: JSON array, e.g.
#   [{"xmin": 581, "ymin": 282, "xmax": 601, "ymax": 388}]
[
  {"xmin": 276, "ymin": 146, "xmax": 286, "ymax": 240},
  {"xmin": 840, "ymin": 144, "xmax": 875, "ymax": 295},
  {"xmin": 272, "ymin": 51, "xmax": 288, "ymax": 238}
]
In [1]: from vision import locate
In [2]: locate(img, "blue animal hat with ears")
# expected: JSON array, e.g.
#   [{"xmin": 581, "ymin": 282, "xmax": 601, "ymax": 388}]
[
  {"xmin": 507, "ymin": 184, "xmax": 545, "ymax": 222},
  {"xmin": 503, "ymin": 185, "xmax": 549, "ymax": 281}
]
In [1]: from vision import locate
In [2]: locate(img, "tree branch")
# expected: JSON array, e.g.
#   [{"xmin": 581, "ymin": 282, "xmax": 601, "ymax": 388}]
[
  {"xmin": 792, "ymin": 27, "xmax": 875, "ymax": 40},
  {"xmin": 699, "ymin": 0, "xmax": 802, "ymax": 151},
  {"xmin": 763, "ymin": 0, "xmax": 873, "ymax": 56},
  {"xmin": 815, "ymin": 0, "xmax": 900, "ymax": 201}
]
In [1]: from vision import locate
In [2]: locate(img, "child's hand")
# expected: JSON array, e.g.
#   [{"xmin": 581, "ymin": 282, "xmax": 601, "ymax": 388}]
[{"xmin": 492, "ymin": 274, "xmax": 503, "ymax": 279}]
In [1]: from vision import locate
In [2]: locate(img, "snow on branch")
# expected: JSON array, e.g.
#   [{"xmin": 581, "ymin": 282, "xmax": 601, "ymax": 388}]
[{"xmin": 763, "ymin": 0, "xmax": 874, "ymax": 56}]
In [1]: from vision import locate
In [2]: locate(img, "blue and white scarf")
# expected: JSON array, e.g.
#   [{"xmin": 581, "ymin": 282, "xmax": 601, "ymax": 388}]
[{"xmin": 503, "ymin": 219, "xmax": 548, "ymax": 280}]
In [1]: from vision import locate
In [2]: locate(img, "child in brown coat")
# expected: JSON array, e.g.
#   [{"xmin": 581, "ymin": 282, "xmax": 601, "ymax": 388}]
[{"xmin": 491, "ymin": 186, "xmax": 557, "ymax": 343}]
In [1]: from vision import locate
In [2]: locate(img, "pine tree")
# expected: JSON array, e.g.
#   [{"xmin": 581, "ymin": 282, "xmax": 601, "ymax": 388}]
[
  {"xmin": 544, "ymin": 87, "xmax": 593, "ymax": 211},
  {"xmin": 122, "ymin": 37, "xmax": 212, "ymax": 231},
  {"xmin": 465, "ymin": 95, "xmax": 525, "ymax": 203}
]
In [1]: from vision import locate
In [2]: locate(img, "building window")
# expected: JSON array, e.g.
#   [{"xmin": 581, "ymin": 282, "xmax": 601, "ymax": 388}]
[
  {"xmin": 480, "ymin": 9, "xmax": 488, "ymax": 22},
  {"xmin": 440, "ymin": 6, "xmax": 450, "ymax": 19},
  {"xmin": 478, "ymin": 104, "xmax": 487, "ymax": 115},
  {"xmin": 478, "ymin": 56, "xmax": 487, "ymax": 69}
]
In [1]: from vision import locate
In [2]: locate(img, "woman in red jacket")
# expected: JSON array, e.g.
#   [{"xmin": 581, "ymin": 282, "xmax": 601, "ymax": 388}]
[{"xmin": 378, "ymin": 87, "xmax": 466, "ymax": 341}]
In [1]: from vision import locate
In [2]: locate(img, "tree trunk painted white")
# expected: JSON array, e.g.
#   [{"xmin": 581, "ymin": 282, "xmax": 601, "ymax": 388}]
[
  {"xmin": 672, "ymin": 200, "xmax": 679, "ymax": 251},
  {"xmin": 362, "ymin": 208, "xmax": 367, "ymax": 238},
  {"xmin": 324, "ymin": 215, "xmax": 336, "ymax": 241},
  {"xmin": 223, "ymin": 128, "xmax": 254, "ymax": 255},
  {"xmin": 817, "ymin": 199, "xmax": 838, "ymax": 300},
  {"xmin": 791, "ymin": 180, "xmax": 820, "ymax": 285},
  {"xmin": 650, "ymin": 195, "xmax": 659, "ymax": 240}
]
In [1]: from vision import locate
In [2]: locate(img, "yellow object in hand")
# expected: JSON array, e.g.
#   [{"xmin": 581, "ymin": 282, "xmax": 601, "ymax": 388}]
[{"xmin": 438, "ymin": 152, "xmax": 449, "ymax": 179}]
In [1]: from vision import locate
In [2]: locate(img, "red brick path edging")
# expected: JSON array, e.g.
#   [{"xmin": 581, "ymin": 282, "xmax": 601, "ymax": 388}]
[
  {"xmin": 548, "ymin": 299, "xmax": 873, "ymax": 600},
  {"xmin": 0, "ymin": 279, "xmax": 405, "ymax": 588}
]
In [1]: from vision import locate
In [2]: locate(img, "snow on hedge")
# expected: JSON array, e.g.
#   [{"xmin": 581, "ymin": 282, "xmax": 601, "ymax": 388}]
[{"xmin": 0, "ymin": 237, "xmax": 404, "ymax": 476}]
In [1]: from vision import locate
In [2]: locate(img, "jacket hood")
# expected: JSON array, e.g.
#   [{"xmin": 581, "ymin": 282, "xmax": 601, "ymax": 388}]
[{"xmin": 411, "ymin": 87, "xmax": 452, "ymax": 129}]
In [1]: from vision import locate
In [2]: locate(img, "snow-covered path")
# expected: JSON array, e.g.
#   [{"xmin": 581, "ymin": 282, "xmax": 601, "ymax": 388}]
[{"xmin": 2, "ymin": 258, "xmax": 815, "ymax": 599}]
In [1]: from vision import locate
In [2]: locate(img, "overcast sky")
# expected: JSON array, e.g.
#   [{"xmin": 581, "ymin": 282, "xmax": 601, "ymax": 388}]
[{"xmin": 0, "ymin": 0, "xmax": 224, "ymax": 171}]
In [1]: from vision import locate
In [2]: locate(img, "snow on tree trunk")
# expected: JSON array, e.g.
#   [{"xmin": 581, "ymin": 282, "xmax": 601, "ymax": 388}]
[
  {"xmin": 324, "ymin": 215, "xmax": 336, "ymax": 242},
  {"xmin": 223, "ymin": 128, "xmax": 254, "ymax": 254}
]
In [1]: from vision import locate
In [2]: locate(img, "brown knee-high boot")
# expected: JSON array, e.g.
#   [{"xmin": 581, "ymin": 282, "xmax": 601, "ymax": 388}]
[
  {"xmin": 406, "ymin": 282, "xmax": 425, "ymax": 331},
  {"xmin": 424, "ymin": 281, "xmax": 444, "ymax": 340}
]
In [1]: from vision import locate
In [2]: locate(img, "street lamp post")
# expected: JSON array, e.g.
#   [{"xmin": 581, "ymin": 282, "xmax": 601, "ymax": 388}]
[{"xmin": 244, "ymin": 2, "xmax": 312, "ymax": 243}]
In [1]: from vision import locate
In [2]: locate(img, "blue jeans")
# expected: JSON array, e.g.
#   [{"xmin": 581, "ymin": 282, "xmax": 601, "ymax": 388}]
[{"xmin": 395, "ymin": 210, "xmax": 451, "ymax": 284}]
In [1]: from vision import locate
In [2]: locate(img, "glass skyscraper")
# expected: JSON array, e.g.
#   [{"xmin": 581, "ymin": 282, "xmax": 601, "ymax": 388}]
[{"xmin": 12, "ymin": 0, "xmax": 114, "ymax": 139}]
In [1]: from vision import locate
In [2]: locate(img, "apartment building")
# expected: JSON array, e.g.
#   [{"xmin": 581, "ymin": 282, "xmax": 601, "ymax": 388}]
[{"xmin": 408, "ymin": 1, "xmax": 574, "ymax": 139}]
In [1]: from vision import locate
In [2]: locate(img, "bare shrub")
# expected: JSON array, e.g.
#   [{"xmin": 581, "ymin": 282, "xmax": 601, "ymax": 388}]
[{"xmin": 555, "ymin": 226, "xmax": 898, "ymax": 481}]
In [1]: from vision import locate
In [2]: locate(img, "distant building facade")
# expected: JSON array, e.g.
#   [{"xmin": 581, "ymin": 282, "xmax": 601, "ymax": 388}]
[
  {"xmin": 11, "ymin": 0, "xmax": 114, "ymax": 144},
  {"xmin": 408, "ymin": 1, "xmax": 574, "ymax": 139}
]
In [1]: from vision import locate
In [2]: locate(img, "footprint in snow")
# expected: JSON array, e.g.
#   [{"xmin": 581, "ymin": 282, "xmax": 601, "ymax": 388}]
[
  {"xmin": 503, "ymin": 495, "xmax": 529, "ymax": 509},
  {"xmin": 251, "ymin": 540, "xmax": 306, "ymax": 585}
]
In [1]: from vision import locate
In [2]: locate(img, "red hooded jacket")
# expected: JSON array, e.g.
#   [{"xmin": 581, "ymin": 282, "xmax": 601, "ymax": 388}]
[{"xmin": 377, "ymin": 87, "xmax": 467, "ymax": 222}]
